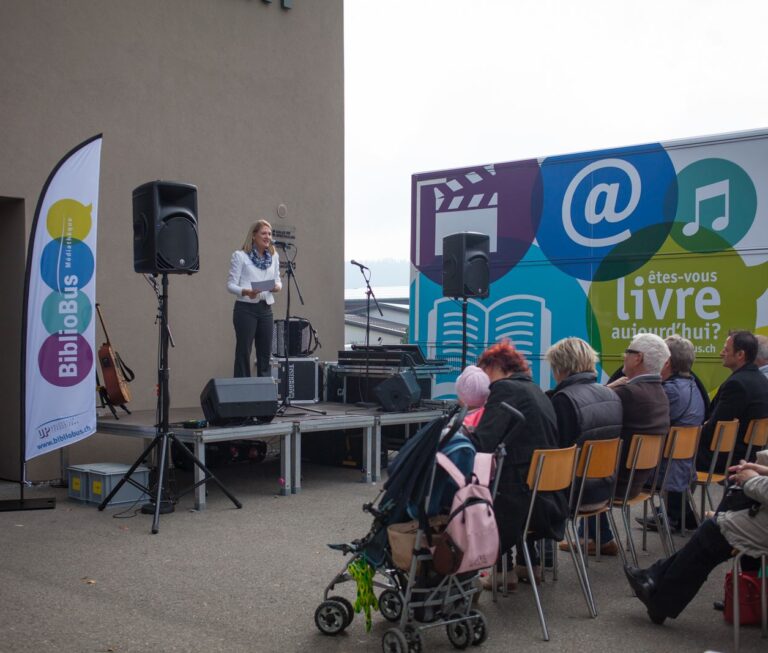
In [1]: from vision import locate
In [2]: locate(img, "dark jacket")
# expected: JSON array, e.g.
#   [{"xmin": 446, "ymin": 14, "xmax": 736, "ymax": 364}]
[
  {"xmin": 549, "ymin": 372, "xmax": 623, "ymax": 505},
  {"xmin": 697, "ymin": 363, "xmax": 768, "ymax": 471},
  {"xmin": 612, "ymin": 375, "xmax": 670, "ymax": 498},
  {"xmin": 472, "ymin": 374, "xmax": 566, "ymax": 550},
  {"xmin": 549, "ymin": 372, "xmax": 623, "ymax": 448}
]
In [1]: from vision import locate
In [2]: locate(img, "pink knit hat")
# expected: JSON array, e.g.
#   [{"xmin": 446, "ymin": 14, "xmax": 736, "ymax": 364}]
[{"xmin": 455, "ymin": 365, "xmax": 490, "ymax": 409}]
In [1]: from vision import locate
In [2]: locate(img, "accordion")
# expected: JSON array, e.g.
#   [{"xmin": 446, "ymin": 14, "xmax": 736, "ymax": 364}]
[{"xmin": 272, "ymin": 318, "xmax": 320, "ymax": 357}]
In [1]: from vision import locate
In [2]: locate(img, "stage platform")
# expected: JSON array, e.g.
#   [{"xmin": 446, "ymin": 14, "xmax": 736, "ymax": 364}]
[{"xmin": 96, "ymin": 402, "xmax": 448, "ymax": 509}]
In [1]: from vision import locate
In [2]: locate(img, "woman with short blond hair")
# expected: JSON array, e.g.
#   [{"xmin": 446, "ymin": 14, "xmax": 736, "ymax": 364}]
[{"xmin": 546, "ymin": 337, "xmax": 623, "ymax": 555}]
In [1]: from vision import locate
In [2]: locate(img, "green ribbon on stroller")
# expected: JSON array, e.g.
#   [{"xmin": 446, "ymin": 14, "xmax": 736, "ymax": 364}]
[{"xmin": 348, "ymin": 557, "xmax": 377, "ymax": 632}]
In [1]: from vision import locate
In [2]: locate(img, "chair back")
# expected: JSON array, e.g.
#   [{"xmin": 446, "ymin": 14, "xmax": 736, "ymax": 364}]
[
  {"xmin": 620, "ymin": 434, "xmax": 665, "ymax": 505},
  {"xmin": 708, "ymin": 419, "xmax": 739, "ymax": 453},
  {"xmin": 572, "ymin": 438, "xmax": 622, "ymax": 512},
  {"xmin": 744, "ymin": 417, "xmax": 768, "ymax": 449},
  {"xmin": 526, "ymin": 445, "xmax": 578, "ymax": 493},
  {"xmin": 664, "ymin": 425, "xmax": 702, "ymax": 460},
  {"xmin": 625, "ymin": 434, "xmax": 664, "ymax": 471},
  {"xmin": 576, "ymin": 438, "xmax": 622, "ymax": 479},
  {"xmin": 743, "ymin": 417, "xmax": 768, "ymax": 463}
]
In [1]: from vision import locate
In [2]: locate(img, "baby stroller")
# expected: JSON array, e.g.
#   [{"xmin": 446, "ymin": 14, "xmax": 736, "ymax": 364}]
[{"xmin": 314, "ymin": 405, "xmax": 513, "ymax": 651}]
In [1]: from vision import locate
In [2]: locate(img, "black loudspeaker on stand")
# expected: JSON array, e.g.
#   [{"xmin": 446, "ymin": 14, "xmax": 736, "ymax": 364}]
[
  {"xmin": 99, "ymin": 183, "xmax": 241, "ymax": 534},
  {"xmin": 133, "ymin": 181, "xmax": 199, "ymax": 274},
  {"xmin": 442, "ymin": 232, "xmax": 490, "ymax": 370},
  {"xmin": 442, "ymin": 232, "xmax": 490, "ymax": 298}
]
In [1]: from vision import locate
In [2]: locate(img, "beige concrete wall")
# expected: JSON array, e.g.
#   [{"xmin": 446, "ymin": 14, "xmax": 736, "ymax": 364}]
[{"xmin": 0, "ymin": 0, "xmax": 345, "ymax": 480}]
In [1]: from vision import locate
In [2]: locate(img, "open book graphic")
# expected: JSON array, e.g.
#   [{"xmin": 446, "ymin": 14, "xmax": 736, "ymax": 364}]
[{"xmin": 427, "ymin": 294, "xmax": 552, "ymax": 397}]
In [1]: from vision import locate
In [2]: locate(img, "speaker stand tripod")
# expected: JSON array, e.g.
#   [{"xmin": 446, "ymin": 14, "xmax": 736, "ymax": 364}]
[
  {"xmin": 460, "ymin": 297, "xmax": 469, "ymax": 370},
  {"xmin": 98, "ymin": 273, "xmax": 241, "ymax": 533},
  {"xmin": 275, "ymin": 244, "xmax": 325, "ymax": 417}
]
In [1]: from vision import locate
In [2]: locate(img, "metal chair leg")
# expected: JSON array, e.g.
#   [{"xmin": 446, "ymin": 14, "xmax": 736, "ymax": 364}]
[
  {"xmin": 622, "ymin": 504, "xmax": 639, "ymax": 567},
  {"xmin": 655, "ymin": 497, "xmax": 673, "ymax": 557},
  {"xmin": 679, "ymin": 492, "xmax": 687, "ymax": 538},
  {"xmin": 565, "ymin": 522, "xmax": 597, "ymax": 617},
  {"xmin": 734, "ymin": 552, "xmax": 742, "ymax": 652},
  {"xmin": 761, "ymin": 554, "xmax": 767, "ymax": 639},
  {"xmin": 687, "ymin": 488, "xmax": 702, "ymax": 527},
  {"xmin": 705, "ymin": 485, "xmax": 716, "ymax": 512},
  {"xmin": 523, "ymin": 537, "xmax": 549, "ymax": 641},
  {"xmin": 641, "ymin": 500, "xmax": 648, "ymax": 551},
  {"xmin": 606, "ymin": 509, "xmax": 628, "ymax": 567}
]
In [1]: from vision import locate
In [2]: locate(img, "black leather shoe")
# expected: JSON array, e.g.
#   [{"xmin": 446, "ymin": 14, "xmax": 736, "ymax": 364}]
[
  {"xmin": 713, "ymin": 600, "xmax": 725, "ymax": 612},
  {"xmin": 624, "ymin": 565, "xmax": 667, "ymax": 625},
  {"xmin": 634, "ymin": 515, "xmax": 680, "ymax": 533},
  {"xmin": 634, "ymin": 516, "xmax": 661, "ymax": 532},
  {"xmin": 624, "ymin": 565, "xmax": 654, "ymax": 602}
]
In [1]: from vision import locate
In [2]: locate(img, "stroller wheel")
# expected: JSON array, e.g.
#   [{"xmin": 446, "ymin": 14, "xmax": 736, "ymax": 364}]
[
  {"xmin": 468, "ymin": 610, "xmax": 488, "ymax": 646},
  {"xmin": 446, "ymin": 612, "xmax": 471, "ymax": 650},
  {"xmin": 382, "ymin": 628, "xmax": 408, "ymax": 653},
  {"xmin": 379, "ymin": 588, "xmax": 404, "ymax": 622},
  {"xmin": 314, "ymin": 599, "xmax": 348, "ymax": 636},
  {"xmin": 403, "ymin": 624, "xmax": 423, "ymax": 652},
  {"xmin": 327, "ymin": 595, "xmax": 354, "ymax": 628}
]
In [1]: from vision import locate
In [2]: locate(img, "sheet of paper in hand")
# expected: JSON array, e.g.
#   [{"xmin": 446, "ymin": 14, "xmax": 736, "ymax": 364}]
[{"xmin": 251, "ymin": 280, "xmax": 274, "ymax": 293}]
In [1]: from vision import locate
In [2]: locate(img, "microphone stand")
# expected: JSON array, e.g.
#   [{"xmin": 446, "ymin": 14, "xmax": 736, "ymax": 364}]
[
  {"xmin": 275, "ymin": 244, "xmax": 325, "ymax": 416},
  {"xmin": 354, "ymin": 263, "xmax": 383, "ymax": 407}
]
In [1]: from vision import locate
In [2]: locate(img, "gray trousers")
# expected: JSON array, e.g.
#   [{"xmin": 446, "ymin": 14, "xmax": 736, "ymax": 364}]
[{"xmin": 233, "ymin": 301, "xmax": 273, "ymax": 377}]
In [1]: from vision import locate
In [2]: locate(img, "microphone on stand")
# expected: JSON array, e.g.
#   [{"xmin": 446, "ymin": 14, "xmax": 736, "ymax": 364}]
[
  {"xmin": 350, "ymin": 259, "xmax": 369, "ymax": 270},
  {"xmin": 272, "ymin": 240, "xmax": 292, "ymax": 248}
]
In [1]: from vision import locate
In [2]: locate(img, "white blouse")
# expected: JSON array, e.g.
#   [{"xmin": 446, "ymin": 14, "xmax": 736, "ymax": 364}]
[{"xmin": 227, "ymin": 249, "xmax": 282, "ymax": 305}]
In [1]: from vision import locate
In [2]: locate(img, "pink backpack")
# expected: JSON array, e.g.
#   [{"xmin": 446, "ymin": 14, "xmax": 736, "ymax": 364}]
[{"xmin": 432, "ymin": 451, "xmax": 498, "ymax": 575}]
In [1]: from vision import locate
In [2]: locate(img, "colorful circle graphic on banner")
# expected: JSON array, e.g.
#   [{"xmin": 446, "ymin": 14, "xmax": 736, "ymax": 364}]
[
  {"xmin": 412, "ymin": 161, "xmax": 543, "ymax": 285},
  {"xmin": 40, "ymin": 238, "xmax": 94, "ymax": 291},
  {"xmin": 46, "ymin": 199, "xmax": 92, "ymax": 241},
  {"xmin": 537, "ymin": 143, "xmax": 677, "ymax": 281},
  {"xmin": 38, "ymin": 333, "xmax": 93, "ymax": 387},
  {"xmin": 40, "ymin": 291, "xmax": 92, "ymax": 334},
  {"xmin": 669, "ymin": 158, "xmax": 757, "ymax": 252},
  {"xmin": 589, "ymin": 228, "xmax": 768, "ymax": 392}
]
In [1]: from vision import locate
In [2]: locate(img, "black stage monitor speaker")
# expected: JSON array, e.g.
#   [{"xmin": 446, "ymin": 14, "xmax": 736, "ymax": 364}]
[
  {"xmin": 133, "ymin": 180, "xmax": 199, "ymax": 274},
  {"xmin": 201, "ymin": 377, "xmax": 278, "ymax": 426},
  {"xmin": 374, "ymin": 371, "xmax": 422, "ymax": 412},
  {"xmin": 442, "ymin": 232, "xmax": 490, "ymax": 298}
]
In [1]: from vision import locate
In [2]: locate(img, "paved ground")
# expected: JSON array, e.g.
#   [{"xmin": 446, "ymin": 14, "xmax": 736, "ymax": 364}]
[{"xmin": 0, "ymin": 458, "xmax": 763, "ymax": 653}]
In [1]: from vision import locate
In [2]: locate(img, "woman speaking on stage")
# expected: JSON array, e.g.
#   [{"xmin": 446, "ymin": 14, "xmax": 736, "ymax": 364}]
[{"xmin": 227, "ymin": 219, "xmax": 282, "ymax": 377}]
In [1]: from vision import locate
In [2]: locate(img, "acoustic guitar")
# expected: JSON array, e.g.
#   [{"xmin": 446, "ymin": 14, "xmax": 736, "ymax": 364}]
[{"xmin": 95, "ymin": 303, "xmax": 132, "ymax": 406}]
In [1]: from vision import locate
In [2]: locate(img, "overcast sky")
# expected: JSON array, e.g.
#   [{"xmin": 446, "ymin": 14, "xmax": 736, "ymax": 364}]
[{"xmin": 344, "ymin": 0, "xmax": 768, "ymax": 265}]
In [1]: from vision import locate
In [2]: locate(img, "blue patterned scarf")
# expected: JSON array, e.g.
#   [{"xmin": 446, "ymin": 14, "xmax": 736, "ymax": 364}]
[{"xmin": 249, "ymin": 248, "xmax": 272, "ymax": 270}]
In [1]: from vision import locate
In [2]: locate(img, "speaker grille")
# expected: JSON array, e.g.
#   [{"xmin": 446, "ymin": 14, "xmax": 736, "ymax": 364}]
[{"xmin": 157, "ymin": 213, "xmax": 199, "ymax": 271}]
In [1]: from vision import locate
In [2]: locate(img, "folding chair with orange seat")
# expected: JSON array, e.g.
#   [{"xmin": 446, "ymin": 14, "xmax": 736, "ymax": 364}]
[
  {"xmin": 655, "ymin": 424, "xmax": 702, "ymax": 544},
  {"xmin": 694, "ymin": 418, "xmax": 739, "ymax": 520},
  {"xmin": 565, "ymin": 437, "xmax": 624, "ymax": 616},
  {"xmin": 743, "ymin": 417, "xmax": 768, "ymax": 463},
  {"xmin": 506, "ymin": 445, "xmax": 593, "ymax": 641},
  {"xmin": 612, "ymin": 433, "xmax": 667, "ymax": 567}
]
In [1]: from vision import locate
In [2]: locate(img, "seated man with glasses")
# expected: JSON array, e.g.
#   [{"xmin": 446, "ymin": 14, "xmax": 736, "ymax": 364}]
[{"xmin": 574, "ymin": 334, "xmax": 671, "ymax": 554}]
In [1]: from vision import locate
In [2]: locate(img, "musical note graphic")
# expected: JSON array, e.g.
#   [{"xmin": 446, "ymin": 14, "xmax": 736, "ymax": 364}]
[{"xmin": 682, "ymin": 179, "xmax": 730, "ymax": 236}]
